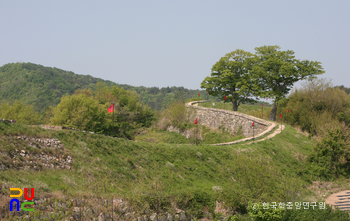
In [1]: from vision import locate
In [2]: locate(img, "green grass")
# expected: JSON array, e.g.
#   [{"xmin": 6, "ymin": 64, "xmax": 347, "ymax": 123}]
[
  {"xmin": 0, "ymin": 120, "xmax": 349, "ymax": 220},
  {"xmin": 135, "ymin": 126, "xmax": 245, "ymax": 145}
]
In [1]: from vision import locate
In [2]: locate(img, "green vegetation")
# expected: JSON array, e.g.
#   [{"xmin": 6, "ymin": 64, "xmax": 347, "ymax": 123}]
[
  {"xmin": 308, "ymin": 125, "xmax": 350, "ymax": 180},
  {"xmin": 201, "ymin": 45, "xmax": 324, "ymax": 121},
  {"xmin": 136, "ymin": 99, "xmax": 245, "ymax": 145},
  {"xmin": 0, "ymin": 81, "xmax": 155, "ymax": 139},
  {"xmin": 200, "ymin": 49, "xmax": 257, "ymax": 111},
  {"xmin": 49, "ymin": 84, "xmax": 155, "ymax": 139},
  {"xmin": 336, "ymin": 85, "xmax": 350, "ymax": 94},
  {"xmin": 135, "ymin": 126, "xmax": 245, "ymax": 145},
  {"xmin": 0, "ymin": 62, "xmax": 219, "ymax": 112},
  {"xmin": 279, "ymin": 78, "xmax": 350, "ymax": 137},
  {"xmin": 252, "ymin": 45, "xmax": 324, "ymax": 121},
  {"xmin": 0, "ymin": 62, "xmax": 118, "ymax": 111},
  {"xmin": 1, "ymin": 61, "xmax": 350, "ymax": 220},
  {"xmin": 0, "ymin": 100, "xmax": 42, "ymax": 124},
  {"xmin": 1, "ymin": 120, "xmax": 349, "ymax": 220},
  {"xmin": 246, "ymin": 202, "xmax": 348, "ymax": 221}
]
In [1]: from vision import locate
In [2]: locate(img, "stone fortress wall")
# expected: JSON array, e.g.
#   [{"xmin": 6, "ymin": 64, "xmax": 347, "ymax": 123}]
[{"xmin": 185, "ymin": 101, "xmax": 277, "ymax": 145}]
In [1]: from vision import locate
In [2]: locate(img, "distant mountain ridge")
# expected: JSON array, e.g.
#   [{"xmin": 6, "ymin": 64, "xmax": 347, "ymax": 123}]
[
  {"xmin": 0, "ymin": 62, "xmax": 210, "ymax": 111},
  {"xmin": 0, "ymin": 62, "xmax": 119, "ymax": 111}
]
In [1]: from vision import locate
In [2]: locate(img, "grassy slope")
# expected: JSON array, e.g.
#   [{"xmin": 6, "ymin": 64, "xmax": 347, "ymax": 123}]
[
  {"xmin": 1, "ymin": 121, "xmax": 316, "ymax": 213},
  {"xmin": 2, "ymin": 103, "xmax": 350, "ymax": 220},
  {"xmin": 135, "ymin": 126, "xmax": 245, "ymax": 145}
]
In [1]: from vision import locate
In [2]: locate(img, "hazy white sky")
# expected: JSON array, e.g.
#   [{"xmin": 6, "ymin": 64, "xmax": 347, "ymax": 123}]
[{"xmin": 1, "ymin": 0, "xmax": 349, "ymax": 89}]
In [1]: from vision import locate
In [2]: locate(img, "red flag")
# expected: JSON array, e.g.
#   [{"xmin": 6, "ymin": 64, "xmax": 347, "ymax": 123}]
[
  {"xmin": 108, "ymin": 104, "xmax": 114, "ymax": 113},
  {"xmin": 280, "ymin": 113, "xmax": 282, "ymax": 119},
  {"xmin": 198, "ymin": 93, "xmax": 200, "ymax": 97},
  {"xmin": 252, "ymin": 121, "xmax": 255, "ymax": 126},
  {"xmin": 266, "ymin": 97, "xmax": 268, "ymax": 100},
  {"xmin": 224, "ymin": 96, "xmax": 227, "ymax": 100},
  {"xmin": 194, "ymin": 118, "xmax": 198, "ymax": 124},
  {"xmin": 287, "ymin": 108, "xmax": 289, "ymax": 113},
  {"xmin": 207, "ymin": 91, "xmax": 209, "ymax": 94},
  {"xmin": 261, "ymin": 103, "xmax": 263, "ymax": 107}
]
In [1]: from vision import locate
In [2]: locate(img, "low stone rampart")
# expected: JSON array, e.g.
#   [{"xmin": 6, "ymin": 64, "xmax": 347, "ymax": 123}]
[{"xmin": 185, "ymin": 101, "xmax": 277, "ymax": 145}]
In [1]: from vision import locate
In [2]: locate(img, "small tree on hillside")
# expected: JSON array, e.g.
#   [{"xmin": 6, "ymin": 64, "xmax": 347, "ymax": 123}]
[{"xmin": 201, "ymin": 49, "xmax": 258, "ymax": 111}]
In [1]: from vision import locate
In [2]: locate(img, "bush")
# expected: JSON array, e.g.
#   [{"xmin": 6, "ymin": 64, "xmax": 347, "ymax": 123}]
[
  {"xmin": 0, "ymin": 100, "xmax": 42, "ymax": 125},
  {"xmin": 279, "ymin": 78, "xmax": 350, "ymax": 137},
  {"xmin": 308, "ymin": 124, "xmax": 350, "ymax": 179},
  {"xmin": 157, "ymin": 99, "xmax": 195, "ymax": 130}
]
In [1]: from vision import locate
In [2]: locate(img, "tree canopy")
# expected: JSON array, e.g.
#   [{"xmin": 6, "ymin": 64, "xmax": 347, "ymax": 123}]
[
  {"xmin": 201, "ymin": 46, "xmax": 324, "ymax": 120},
  {"xmin": 201, "ymin": 49, "xmax": 258, "ymax": 111},
  {"xmin": 0, "ymin": 62, "xmax": 219, "ymax": 112},
  {"xmin": 253, "ymin": 45, "xmax": 324, "ymax": 120}
]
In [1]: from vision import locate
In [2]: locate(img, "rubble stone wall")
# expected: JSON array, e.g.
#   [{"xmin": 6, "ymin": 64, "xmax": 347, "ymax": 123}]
[
  {"xmin": 186, "ymin": 101, "xmax": 272, "ymax": 137},
  {"xmin": 0, "ymin": 136, "xmax": 73, "ymax": 171}
]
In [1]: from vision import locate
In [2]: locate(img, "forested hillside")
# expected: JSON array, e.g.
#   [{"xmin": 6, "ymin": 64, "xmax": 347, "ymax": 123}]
[{"xmin": 0, "ymin": 62, "xmax": 214, "ymax": 111}]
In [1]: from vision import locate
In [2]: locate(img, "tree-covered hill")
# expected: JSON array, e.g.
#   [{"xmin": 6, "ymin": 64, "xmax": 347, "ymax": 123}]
[
  {"xmin": 0, "ymin": 62, "xmax": 214, "ymax": 111},
  {"xmin": 0, "ymin": 62, "xmax": 119, "ymax": 111}
]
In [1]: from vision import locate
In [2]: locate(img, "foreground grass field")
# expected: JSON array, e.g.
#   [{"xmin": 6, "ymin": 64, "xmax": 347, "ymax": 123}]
[{"xmin": 1, "ymin": 119, "xmax": 349, "ymax": 220}]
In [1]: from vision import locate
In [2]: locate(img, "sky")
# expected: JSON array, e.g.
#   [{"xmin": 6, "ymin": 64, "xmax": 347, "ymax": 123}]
[{"xmin": 1, "ymin": 0, "xmax": 349, "ymax": 90}]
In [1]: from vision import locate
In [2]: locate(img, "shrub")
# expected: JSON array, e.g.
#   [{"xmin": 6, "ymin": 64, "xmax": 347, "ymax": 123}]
[
  {"xmin": 0, "ymin": 100, "xmax": 42, "ymax": 124},
  {"xmin": 157, "ymin": 99, "xmax": 195, "ymax": 130},
  {"xmin": 279, "ymin": 78, "xmax": 350, "ymax": 137},
  {"xmin": 308, "ymin": 124, "xmax": 350, "ymax": 179}
]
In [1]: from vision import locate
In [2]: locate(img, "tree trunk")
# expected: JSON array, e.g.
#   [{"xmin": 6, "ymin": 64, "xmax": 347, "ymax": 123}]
[
  {"xmin": 270, "ymin": 101, "xmax": 277, "ymax": 121},
  {"xmin": 232, "ymin": 100, "xmax": 238, "ymax": 111}
]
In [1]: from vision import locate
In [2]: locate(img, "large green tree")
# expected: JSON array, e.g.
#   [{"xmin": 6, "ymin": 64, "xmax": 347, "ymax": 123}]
[
  {"xmin": 253, "ymin": 45, "xmax": 324, "ymax": 121},
  {"xmin": 201, "ymin": 49, "xmax": 258, "ymax": 111}
]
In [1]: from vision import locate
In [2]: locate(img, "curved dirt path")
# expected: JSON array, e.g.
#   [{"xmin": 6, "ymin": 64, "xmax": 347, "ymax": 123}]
[{"xmin": 243, "ymin": 124, "xmax": 285, "ymax": 145}]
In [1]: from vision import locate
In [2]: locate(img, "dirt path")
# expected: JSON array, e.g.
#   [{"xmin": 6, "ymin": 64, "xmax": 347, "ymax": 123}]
[{"xmin": 243, "ymin": 123, "xmax": 285, "ymax": 145}]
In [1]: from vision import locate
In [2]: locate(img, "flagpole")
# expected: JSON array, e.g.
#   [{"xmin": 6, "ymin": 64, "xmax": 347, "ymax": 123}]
[
  {"xmin": 224, "ymin": 96, "xmax": 226, "ymax": 110},
  {"xmin": 252, "ymin": 121, "xmax": 255, "ymax": 142},
  {"xmin": 253, "ymin": 123, "xmax": 254, "ymax": 142},
  {"xmin": 281, "ymin": 111, "xmax": 282, "ymax": 132},
  {"xmin": 194, "ymin": 118, "xmax": 198, "ymax": 145},
  {"xmin": 196, "ymin": 123, "xmax": 198, "ymax": 146},
  {"xmin": 112, "ymin": 102, "xmax": 114, "ymax": 137},
  {"xmin": 262, "ymin": 103, "xmax": 263, "ymax": 119}
]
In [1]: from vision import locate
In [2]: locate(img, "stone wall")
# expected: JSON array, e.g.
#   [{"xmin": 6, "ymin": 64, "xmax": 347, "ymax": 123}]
[
  {"xmin": 186, "ymin": 101, "xmax": 276, "ymax": 143},
  {"xmin": 0, "ymin": 135, "xmax": 73, "ymax": 171}
]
